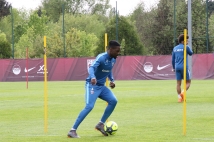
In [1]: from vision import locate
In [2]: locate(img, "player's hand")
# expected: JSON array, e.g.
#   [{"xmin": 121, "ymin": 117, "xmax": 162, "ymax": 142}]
[
  {"xmin": 109, "ymin": 82, "xmax": 115, "ymax": 89},
  {"xmin": 172, "ymin": 69, "xmax": 175, "ymax": 72},
  {"xmin": 91, "ymin": 78, "xmax": 97, "ymax": 85}
]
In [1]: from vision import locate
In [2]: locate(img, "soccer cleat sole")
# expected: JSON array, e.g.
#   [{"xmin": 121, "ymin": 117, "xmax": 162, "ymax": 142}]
[
  {"xmin": 95, "ymin": 128, "xmax": 108, "ymax": 136},
  {"xmin": 67, "ymin": 133, "xmax": 80, "ymax": 138},
  {"xmin": 67, "ymin": 135, "xmax": 80, "ymax": 138}
]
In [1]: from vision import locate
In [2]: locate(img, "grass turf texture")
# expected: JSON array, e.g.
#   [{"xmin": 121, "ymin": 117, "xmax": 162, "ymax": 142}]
[{"xmin": 0, "ymin": 80, "xmax": 214, "ymax": 142}]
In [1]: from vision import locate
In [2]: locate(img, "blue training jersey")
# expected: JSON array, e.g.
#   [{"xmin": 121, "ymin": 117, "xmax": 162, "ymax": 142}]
[
  {"xmin": 86, "ymin": 52, "xmax": 116, "ymax": 86},
  {"xmin": 172, "ymin": 43, "xmax": 193, "ymax": 70}
]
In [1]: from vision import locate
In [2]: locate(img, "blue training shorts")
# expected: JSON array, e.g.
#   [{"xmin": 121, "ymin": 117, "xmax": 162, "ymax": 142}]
[{"xmin": 175, "ymin": 69, "xmax": 191, "ymax": 80}]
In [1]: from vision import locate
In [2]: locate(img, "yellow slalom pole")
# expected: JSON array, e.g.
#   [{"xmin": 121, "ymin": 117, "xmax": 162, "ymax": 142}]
[
  {"xmin": 183, "ymin": 29, "xmax": 187, "ymax": 135},
  {"xmin": 44, "ymin": 36, "xmax": 48, "ymax": 133},
  {"xmin": 105, "ymin": 33, "xmax": 109, "ymax": 122},
  {"xmin": 105, "ymin": 33, "xmax": 108, "ymax": 86}
]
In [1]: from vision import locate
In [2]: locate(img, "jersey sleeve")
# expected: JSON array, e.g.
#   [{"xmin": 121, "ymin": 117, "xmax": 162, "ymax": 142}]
[
  {"xmin": 108, "ymin": 59, "xmax": 116, "ymax": 82},
  {"xmin": 108, "ymin": 71, "xmax": 114, "ymax": 82},
  {"xmin": 172, "ymin": 50, "xmax": 175, "ymax": 69},
  {"xmin": 187, "ymin": 46, "xmax": 193, "ymax": 56},
  {"xmin": 88, "ymin": 56, "xmax": 102, "ymax": 79}
]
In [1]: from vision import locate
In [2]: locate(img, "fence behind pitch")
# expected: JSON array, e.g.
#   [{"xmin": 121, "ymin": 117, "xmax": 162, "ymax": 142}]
[{"xmin": 0, "ymin": 54, "xmax": 213, "ymax": 82}]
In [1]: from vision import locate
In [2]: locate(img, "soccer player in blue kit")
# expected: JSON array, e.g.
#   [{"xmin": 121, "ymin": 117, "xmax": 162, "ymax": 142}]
[
  {"xmin": 67, "ymin": 40, "xmax": 121, "ymax": 138},
  {"xmin": 172, "ymin": 34, "xmax": 193, "ymax": 103}
]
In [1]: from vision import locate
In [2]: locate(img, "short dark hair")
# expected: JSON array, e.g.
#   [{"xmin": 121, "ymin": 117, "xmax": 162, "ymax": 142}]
[
  {"xmin": 178, "ymin": 34, "xmax": 189, "ymax": 43},
  {"xmin": 108, "ymin": 40, "xmax": 120, "ymax": 48}
]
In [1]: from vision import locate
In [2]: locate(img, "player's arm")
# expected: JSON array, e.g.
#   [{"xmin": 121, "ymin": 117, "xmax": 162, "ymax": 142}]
[
  {"xmin": 88, "ymin": 57, "xmax": 101, "ymax": 85},
  {"xmin": 187, "ymin": 46, "xmax": 193, "ymax": 56},
  {"xmin": 108, "ymin": 71, "xmax": 114, "ymax": 82},
  {"xmin": 172, "ymin": 50, "xmax": 175, "ymax": 72},
  {"xmin": 108, "ymin": 71, "xmax": 115, "ymax": 89}
]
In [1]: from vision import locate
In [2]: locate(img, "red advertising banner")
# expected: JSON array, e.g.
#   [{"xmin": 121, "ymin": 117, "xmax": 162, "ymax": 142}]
[{"xmin": 0, "ymin": 54, "xmax": 213, "ymax": 81}]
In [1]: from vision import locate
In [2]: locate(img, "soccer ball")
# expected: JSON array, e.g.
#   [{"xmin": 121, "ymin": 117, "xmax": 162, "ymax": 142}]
[{"xmin": 104, "ymin": 121, "xmax": 118, "ymax": 135}]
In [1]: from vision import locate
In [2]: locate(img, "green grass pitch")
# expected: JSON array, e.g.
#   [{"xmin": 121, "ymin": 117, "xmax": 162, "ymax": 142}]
[{"xmin": 0, "ymin": 80, "xmax": 214, "ymax": 142}]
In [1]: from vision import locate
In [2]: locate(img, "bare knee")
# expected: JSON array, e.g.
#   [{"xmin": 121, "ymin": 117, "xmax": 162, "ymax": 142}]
[
  {"xmin": 177, "ymin": 80, "xmax": 182, "ymax": 86},
  {"xmin": 186, "ymin": 80, "xmax": 191, "ymax": 90}
]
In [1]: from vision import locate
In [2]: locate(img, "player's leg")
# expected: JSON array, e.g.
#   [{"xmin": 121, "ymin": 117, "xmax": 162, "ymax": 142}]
[
  {"xmin": 180, "ymin": 69, "xmax": 191, "ymax": 98},
  {"xmin": 186, "ymin": 80, "xmax": 191, "ymax": 90},
  {"xmin": 177, "ymin": 80, "xmax": 183, "ymax": 102},
  {"xmin": 176, "ymin": 69, "xmax": 183, "ymax": 102},
  {"xmin": 95, "ymin": 86, "xmax": 117, "ymax": 136},
  {"xmin": 176, "ymin": 80, "xmax": 182, "ymax": 94},
  {"xmin": 186, "ymin": 69, "xmax": 191, "ymax": 91},
  {"xmin": 99, "ymin": 86, "xmax": 117, "ymax": 123},
  {"xmin": 68, "ymin": 83, "xmax": 101, "ymax": 138}
]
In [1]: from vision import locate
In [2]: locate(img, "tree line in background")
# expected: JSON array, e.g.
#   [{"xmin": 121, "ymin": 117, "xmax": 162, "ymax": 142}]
[{"xmin": 0, "ymin": 0, "xmax": 214, "ymax": 59}]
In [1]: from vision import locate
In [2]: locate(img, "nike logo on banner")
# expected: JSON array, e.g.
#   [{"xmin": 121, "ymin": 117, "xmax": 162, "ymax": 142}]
[
  {"xmin": 157, "ymin": 64, "xmax": 171, "ymax": 70},
  {"xmin": 25, "ymin": 67, "xmax": 35, "ymax": 72}
]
